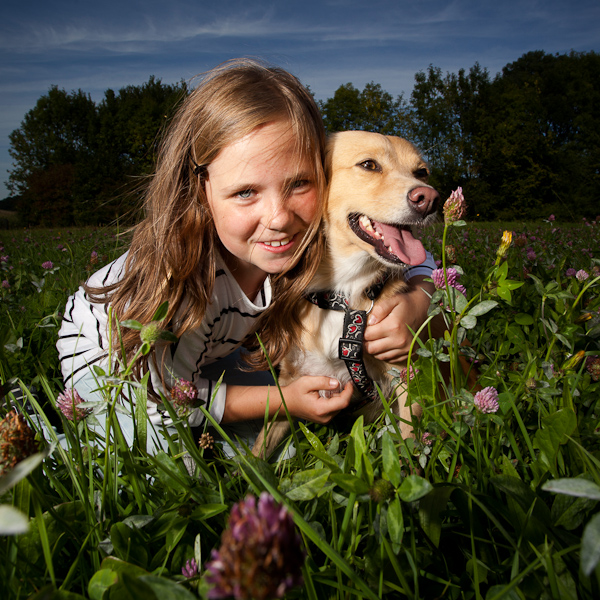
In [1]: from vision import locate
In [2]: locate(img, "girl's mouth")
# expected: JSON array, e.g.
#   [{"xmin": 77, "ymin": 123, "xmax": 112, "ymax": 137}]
[{"xmin": 262, "ymin": 237, "xmax": 292, "ymax": 248}]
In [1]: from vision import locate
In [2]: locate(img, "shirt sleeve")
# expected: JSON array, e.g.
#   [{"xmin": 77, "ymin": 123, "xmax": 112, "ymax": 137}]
[{"xmin": 404, "ymin": 250, "xmax": 436, "ymax": 280}]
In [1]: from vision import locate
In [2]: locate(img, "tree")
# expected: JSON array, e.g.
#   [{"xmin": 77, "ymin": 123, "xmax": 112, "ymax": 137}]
[
  {"xmin": 8, "ymin": 78, "xmax": 187, "ymax": 225},
  {"xmin": 320, "ymin": 82, "xmax": 409, "ymax": 136}
]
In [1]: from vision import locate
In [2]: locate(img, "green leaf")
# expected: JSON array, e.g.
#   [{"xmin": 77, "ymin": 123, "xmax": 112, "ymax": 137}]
[
  {"xmin": 418, "ymin": 485, "xmax": 455, "ymax": 548},
  {"xmin": 535, "ymin": 409, "xmax": 577, "ymax": 477},
  {"xmin": 387, "ymin": 497, "xmax": 404, "ymax": 545},
  {"xmin": 330, "ymin": 473, "xmax": 369, "ymax": 495},
  {"xmin": 151, "ymin": 300, "xmax": 169, "ymax": 322},
  {"xmin": 158, "ymin": 330, "xmax": 179, "ymax": 343},
  {"xmin": 350, "ymin": 416, "xmax": 366, "ymax": 471},
  {"xmin": 381, "ymin": 431, "xmax": 402, "ymax": 488},
  {"xmin": 88, "ymin": 569, "xmax": 119, "ymax": 600},
  {"xmin": 284, "ymin": 469, "xmax": 331, "ymax": 501},
  {"xmin": 299, "ymin": 421, "xmax": 326, "ymax": 453},
  {"xmin": 542, "ymin": 478, "xmax": 600, "ymax": 500},
  {"xmin": 138, "ymin": 576, "xmax": 198, "ymax": 599},
  {"xmin": 467, "ymin": 300, "xmax": 498, "ymax": 317},
  {"xmin": 120, "ymin": 319, "xmax": 143, "ymax": 330},
  {"xmin": 514, "ymin": 313, "xmax": 535, "ymax": 325},
  {"xmin": 398, "ymin": 475, "xmax": 433, "ymax": 503},
  {"xmin": 0, "ymin": 504, "xmax": 29, "ymax": 535},
  {"xmin": 581, "ymin": 512, "xmax": 600, "ymax": 576},
  {"xmin": 460, "ymin": 315, "xmax": 477, "ymax": 329}
]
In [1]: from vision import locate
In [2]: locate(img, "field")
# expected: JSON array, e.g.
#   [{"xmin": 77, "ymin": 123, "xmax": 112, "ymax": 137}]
[{"xmin": 1, "ymin": 216, "xmax": 600, "ymax": 600}]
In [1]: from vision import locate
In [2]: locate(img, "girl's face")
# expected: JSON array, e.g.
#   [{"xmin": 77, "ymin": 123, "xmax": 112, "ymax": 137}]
[{"xmin": 205, "ymin": 119, "xmax": 319, "ymax": 297}]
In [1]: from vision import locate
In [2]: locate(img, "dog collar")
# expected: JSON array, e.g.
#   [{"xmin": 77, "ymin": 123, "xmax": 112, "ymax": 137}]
[{"xmin": 304, "ymin": 273, "xmax": 390, "ymax": 409}]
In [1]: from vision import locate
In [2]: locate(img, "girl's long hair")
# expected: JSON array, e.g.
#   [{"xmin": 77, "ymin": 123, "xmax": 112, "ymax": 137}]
[{"xmin": 86, "ymin": 58, "xmax": 326, "ymax": 376}]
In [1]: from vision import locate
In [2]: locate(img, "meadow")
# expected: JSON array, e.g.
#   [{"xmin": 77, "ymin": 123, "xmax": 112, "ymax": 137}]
[{"xmin": 1, "ymin": 214, "xmax": 599, "ymax": 600}]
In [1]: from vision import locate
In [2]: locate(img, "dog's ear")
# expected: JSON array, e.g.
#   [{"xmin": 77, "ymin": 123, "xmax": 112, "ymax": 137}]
[{"xmin": 324, "ymin": 132, "xmax": 340, "ymax": 181}]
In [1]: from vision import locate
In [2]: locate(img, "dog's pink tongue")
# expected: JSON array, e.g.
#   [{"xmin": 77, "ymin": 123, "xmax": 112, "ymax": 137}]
[{"xmin": 376, "ymin": 223, "xmax": 427, "ymax": 265}]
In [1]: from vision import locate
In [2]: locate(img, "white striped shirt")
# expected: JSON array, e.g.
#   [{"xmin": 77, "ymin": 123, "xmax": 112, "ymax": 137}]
[{"xmin": 57, "ymin": 251, "xmax": 271, "ymax": 427}]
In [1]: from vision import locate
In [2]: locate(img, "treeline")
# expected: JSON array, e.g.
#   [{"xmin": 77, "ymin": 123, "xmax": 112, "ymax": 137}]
[{"xmin": 7, "ymin": 50, "xmax": 600, "ymax": 225}]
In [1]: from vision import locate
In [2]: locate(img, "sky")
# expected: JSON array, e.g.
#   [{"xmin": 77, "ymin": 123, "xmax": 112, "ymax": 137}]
[{"xmin": 1, "ymin": 0, "xmax": 599, "ymax": 198}]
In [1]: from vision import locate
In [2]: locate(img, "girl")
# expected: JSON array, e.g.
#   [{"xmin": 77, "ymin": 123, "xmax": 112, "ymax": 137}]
[{"xmin": 56, "ymin": 58, "xmax": 437, "ymax": 454}]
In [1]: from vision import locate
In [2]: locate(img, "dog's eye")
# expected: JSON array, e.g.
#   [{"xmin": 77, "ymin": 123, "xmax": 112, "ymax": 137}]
[
  {"xmin": 358, "ymin": 160, "xmax": 381, "ymax": 172},
  {"xmin": 414, "ymin": 168, "xmax": 429, "ymax": 179}
]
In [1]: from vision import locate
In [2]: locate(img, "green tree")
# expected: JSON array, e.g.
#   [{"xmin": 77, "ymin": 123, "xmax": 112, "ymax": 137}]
[
  {"xmin": 320, "ymin": 82, "xmax": 409, "ymax": 136},
  {"xmin": 480, "ymin": 50, "xmax": 600, "ymax": 220},
  {"xmin": 8, "ymin": 86, "xmax": 97, "ymax": 224},
  {"xmin": 409, "ymin": 63, "xmax": 493, "ymax": 216}
]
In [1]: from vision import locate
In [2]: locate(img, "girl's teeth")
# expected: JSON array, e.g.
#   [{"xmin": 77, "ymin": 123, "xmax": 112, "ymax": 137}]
[{"xmin": 265, "ymin": 238, "xmax": 290, "ymax": 247}]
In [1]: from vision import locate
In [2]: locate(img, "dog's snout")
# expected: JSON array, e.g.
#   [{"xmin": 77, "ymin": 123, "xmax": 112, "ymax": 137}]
[{"xmin": 408, "ymin": 186, "xmax": 439, "ymax": 216}]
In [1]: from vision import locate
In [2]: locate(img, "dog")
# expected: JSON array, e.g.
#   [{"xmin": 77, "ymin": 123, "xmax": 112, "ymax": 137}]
[{"xmin": 252, "ymin": 130, "xmax": 440, "ymax": 458}]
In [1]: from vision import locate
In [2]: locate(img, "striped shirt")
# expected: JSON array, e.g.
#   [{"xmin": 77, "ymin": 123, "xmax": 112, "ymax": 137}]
[{"xmin": 57, "ymin": 251, "xmax": 271, "ymax": 427}]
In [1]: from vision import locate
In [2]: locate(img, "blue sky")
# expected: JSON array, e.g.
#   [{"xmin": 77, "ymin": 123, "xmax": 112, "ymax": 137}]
[{"xmin": 1, "ymin": 0, "xmax": 599, "ymax": 197}]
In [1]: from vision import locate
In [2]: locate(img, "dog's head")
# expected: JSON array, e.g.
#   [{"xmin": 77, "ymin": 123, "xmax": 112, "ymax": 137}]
[{"xmin": 324, "ymin": 130, "xmax": 439, "ymax": 269}]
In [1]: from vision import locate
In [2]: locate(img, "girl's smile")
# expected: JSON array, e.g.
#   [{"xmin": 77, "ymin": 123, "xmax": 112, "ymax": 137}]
[{"xmin": 204, "ymin": 119, "xmax": 318, "ymax": 298}]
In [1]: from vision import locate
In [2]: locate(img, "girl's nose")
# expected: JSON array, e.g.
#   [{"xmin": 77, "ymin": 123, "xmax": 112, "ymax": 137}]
[{"xmin": 265, "ymin": 196, "xmax": 295, "ymax": 230}]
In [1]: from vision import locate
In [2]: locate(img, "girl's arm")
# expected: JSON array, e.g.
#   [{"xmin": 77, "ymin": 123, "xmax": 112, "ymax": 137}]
[{"xmin": 221, "ymin": 377, "xmax": 354, "ymax": 424}]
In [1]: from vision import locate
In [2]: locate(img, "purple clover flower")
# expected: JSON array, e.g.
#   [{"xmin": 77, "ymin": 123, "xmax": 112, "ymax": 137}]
[
  {"xmin": 443, "ymin": 187, "xmax": 466, "ymax": 224},
  {"xmin": 205, "ymin": 493, "xmax": 304, "ymax": 600},
  {"xmin": 171, "ymin": 378, "xmax": 200, "ymax": 418},
  {"xmin": 56, "ymin": 388, "xmax": 90, "ymax": 421},
  {"xmin": 473, "ymin": 387, "xmax": 499, "ymax": 414},
  {"xmin": 576, "ymin": 269, "xmax": 589, "ymax": 281},
  {"xmin": 431, "ymin": 267, "xmax": 467, "ymax": 295},
  {"xmin": 1, "ymin": 280, "xmax": 9, "ymax": 289},
  {"xmin": 182, "ymin": 558, "xmax": 198, "ymax": 579},
  {"xmin": 566, "ymin": 268, "xmax": 577, "ymax": 277},
  {"xmin": 42, "ymin": 261, "xmax": 54, "ymax": 270}
]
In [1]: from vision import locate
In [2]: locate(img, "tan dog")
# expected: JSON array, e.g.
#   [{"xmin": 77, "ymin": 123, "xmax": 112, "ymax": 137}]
[{"xmin": 253, "ymin": 130, "xmax": 439, "ymax": 457}]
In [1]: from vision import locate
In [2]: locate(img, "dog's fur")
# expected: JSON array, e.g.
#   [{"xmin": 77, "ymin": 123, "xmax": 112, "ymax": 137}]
[{"xmin": 252, "ymin": 131, "xmax": 440, "ymax": 457}]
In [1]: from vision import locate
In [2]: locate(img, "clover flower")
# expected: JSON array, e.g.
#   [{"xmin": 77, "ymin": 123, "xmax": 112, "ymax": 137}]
[
  {"xmin": 548, "ymin": 214, "xmax": 556, "ymax": 222},
  {"xmin": 421, "ymin": 432, "xmax": 434, "ymax": 446},
  {"xmin": 566, "ymin": 268, "xmax": 577, "ymax": 277},
  {"xmin": 473, "ymin": 387, "xmax": 499, "ymax": 414},
  {"xmin": 0, "ymin": 411, "xmax": 39, "ymax": 476},
  {"xmin": 431, "ymin": 267, "xmax": 467, "ymax": 295},
  {"xmin": 443, "ymin": 187, "xmax": 466, "ymax": 224},
  {"xmin": 56, "ymin": 388, "xmax": 90, "ymax": 421},
  {"xmin": 526, "ymin": 249, "xmax": 537, "ymax": 261},
  {"xmin": 182, "ymin": 558, "xmax": 199, "ymax": 579},
  {"xmin": 42, "ymin": 261, "xmax": 54, "ymax": 270},
  {"xmin": 586, "ymin": 356, "xmax": 600, "ymax": 382},
  {"xmin": 2, "ymin": 280, "xmax": 9, "ymax": 289},
  {"xmin": 205, "ymin": 493, "xmax": 304, "ymax": 600},
  {"xmin": 171, "ymin": 378, "xmax": 200, "ymax": 418},
  {"xmin": 396, "ymin": 365, "xmax": 419, "ymax": 384},
  {"xmin": 576, "ymin": 269, "xmax": 589, "ymax": 281}
]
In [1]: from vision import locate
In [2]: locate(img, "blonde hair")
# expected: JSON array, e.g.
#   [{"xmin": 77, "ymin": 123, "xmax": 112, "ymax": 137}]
[{"xmin": 87, "ymin": 58, "xmax": 326, "ymax": 375}]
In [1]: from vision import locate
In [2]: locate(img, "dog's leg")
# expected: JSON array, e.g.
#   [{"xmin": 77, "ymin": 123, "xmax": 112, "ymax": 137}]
[{"xmin": 251, "ymin": 420, "xmax": 291, "ymax": 458}]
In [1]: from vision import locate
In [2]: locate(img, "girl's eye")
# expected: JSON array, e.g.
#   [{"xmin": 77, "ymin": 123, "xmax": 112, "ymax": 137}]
[
  {"xmin": 292, "ymin": 179, "xmax": 310, "ymax": 189},
  {"xmin": 236, "ymin": 189, "xmax": 253, "ymax": 199}
]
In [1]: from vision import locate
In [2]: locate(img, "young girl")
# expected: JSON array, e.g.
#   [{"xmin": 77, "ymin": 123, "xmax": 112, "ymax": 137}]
[{"xmin": 56, "ymin": 58, "xmax": 437, "ymax": 453}]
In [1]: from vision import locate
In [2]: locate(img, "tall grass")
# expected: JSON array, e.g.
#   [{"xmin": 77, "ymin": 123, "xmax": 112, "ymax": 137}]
[{"xmin": 1, "ymin": 218, "xmax": 599, "ymax": 599}]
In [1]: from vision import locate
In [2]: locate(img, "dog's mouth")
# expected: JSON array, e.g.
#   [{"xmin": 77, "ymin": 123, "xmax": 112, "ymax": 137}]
[{"xmin": 348, "ymin": 213, "xmax": 427, "ymax": 266}]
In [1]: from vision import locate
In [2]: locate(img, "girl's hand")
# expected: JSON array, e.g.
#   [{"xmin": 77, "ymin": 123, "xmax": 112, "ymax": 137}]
[
  {"xmin": 363, "ymin": 276, "xmax": 442, "ymax": 364},
  {"xmin": 282, "ymin": 376, "xmax": 353, "ymax": 423}
]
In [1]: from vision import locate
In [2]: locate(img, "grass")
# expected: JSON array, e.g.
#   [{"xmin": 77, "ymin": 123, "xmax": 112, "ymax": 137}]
[{"xmin": 1, "ymin": 217, "xmax": 599, "ymax": 599}]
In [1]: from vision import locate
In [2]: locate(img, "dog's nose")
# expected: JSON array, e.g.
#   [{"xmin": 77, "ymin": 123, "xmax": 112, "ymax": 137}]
[{"xmin": 408, "ymin": 186, "xmax": 439, "ymax": 216}]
